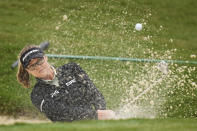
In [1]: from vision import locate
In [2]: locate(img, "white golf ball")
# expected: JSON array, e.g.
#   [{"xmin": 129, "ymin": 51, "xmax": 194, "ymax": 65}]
[{"xmin": 135, "ymin": 23, "xmax": 142, "ymax": 31}]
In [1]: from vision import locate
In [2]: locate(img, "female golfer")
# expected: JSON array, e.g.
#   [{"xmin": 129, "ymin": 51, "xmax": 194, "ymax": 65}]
[{"xmin": 17, "ymin": 45, "xmax": 115, "ymax": 122}]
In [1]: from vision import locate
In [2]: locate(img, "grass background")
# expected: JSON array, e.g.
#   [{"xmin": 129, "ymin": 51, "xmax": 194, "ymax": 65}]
[
  {"xmin": 1, "ymin": 118, "xmax": 197, "ymax": 131},
  {"xmin": 0, "ymin": 0, "xmax": 197, "ymax": 130}
]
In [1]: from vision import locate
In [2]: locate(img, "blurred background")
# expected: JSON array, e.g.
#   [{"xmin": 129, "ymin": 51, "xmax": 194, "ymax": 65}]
[{"xmin": 0, "ymin": 0, "xmax": 197, "ymax": 119}]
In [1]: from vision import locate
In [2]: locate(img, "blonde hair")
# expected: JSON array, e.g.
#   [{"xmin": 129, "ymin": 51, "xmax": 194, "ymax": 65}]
[{"xmin": 17, "ymin": 45, "xmax": 38, "ymax": 88}]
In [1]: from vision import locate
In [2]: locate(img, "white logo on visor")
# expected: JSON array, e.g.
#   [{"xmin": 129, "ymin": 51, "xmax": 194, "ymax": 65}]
[{"xmin": 22, "ymin": 49, "xmax": 39, "ymax": 62}]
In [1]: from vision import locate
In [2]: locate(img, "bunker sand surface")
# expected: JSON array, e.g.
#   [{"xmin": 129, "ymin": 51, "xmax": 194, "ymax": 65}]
[{"xmin": 0, "ymin": 116, "xmax": 50, "ymax": 125}]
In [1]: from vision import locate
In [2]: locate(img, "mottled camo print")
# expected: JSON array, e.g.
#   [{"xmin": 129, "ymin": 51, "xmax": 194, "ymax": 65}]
[{"xmin": 31, "ymin": 63, "xmax": 106, "ymax": 122}]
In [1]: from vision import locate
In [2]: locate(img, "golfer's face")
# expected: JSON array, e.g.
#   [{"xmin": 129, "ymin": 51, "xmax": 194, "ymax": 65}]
[{"xmin": 26, "ymin": 56, "xmax": 51, "ymax": 78}]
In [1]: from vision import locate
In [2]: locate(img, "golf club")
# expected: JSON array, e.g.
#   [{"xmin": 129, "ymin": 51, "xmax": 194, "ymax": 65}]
[{"xmin": 45, "ymin": 54, "xmax": 197, "ymax": 65}]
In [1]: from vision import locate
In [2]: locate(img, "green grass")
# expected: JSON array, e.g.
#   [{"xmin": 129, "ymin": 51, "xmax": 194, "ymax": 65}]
[
  {"xmin": 1, "ymin": 118, "xmax": 197, "ymax": 131},
  {"xmin": 0, "ymin": 0, "xmax": 197, "ymax": 119}
]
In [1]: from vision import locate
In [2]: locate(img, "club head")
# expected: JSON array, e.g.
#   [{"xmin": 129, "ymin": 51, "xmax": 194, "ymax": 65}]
[{"xmin": 39, "ymin": 41, "xmax": 50, "ymax": 50}]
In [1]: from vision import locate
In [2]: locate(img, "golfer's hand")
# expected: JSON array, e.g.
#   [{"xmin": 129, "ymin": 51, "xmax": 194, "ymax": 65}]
[{"xmin": 97, "ymin": 110, "xmax": 116, "ymax": 120}]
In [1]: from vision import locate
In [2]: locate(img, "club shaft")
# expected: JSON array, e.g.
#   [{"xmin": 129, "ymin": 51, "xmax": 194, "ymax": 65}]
[{"xmin": 46, "ymin": 54, "xmax": 197, "ymax": 64}]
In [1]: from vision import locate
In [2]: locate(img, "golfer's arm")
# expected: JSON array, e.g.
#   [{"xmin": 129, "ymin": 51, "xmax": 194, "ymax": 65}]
[
  {"xmin": 90, "ymin": 87, "xmax": 106, "ymax": 110},
  {"xmin": 42, "ymin": 100, "xmax": 98, "ymax": 121},
  {"xmin": 73, "ymin": 63, "xmax": 106, "ymax": 110}
]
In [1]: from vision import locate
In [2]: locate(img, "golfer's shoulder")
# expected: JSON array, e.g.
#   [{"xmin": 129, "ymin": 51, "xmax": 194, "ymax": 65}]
[
  {"xmin": 30, "ymin": 83, "xmax": 45, "ymax": 104},
  {"xmin": 59, "ymin": 62, "xmax": 82, "ymax": 71},
  {"xmin": 31, "ymin": 82, "xmax": 45, "ymax": 96}
]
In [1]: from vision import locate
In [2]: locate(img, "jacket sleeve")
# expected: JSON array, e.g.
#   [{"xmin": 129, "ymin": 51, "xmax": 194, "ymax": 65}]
[
  {"xmin": 31, "ymin": 83, "xmax": 45, "ymax": 111},
  {"xmin": 88, "ymin": 82, "xmax": 106, "ymax": 110},
  {"xmin": 72, "ymin": 63, "xmax": 106, "ymax": 110},
  {"xmin": 42, "ymin": 99, "xmax": 98, "ymax": 122}
]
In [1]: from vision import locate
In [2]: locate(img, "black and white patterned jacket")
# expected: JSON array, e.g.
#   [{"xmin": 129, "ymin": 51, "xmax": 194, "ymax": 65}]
[{"xmin": 31, "ymin": 63, "xmax": 106, "ymax": 122}]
